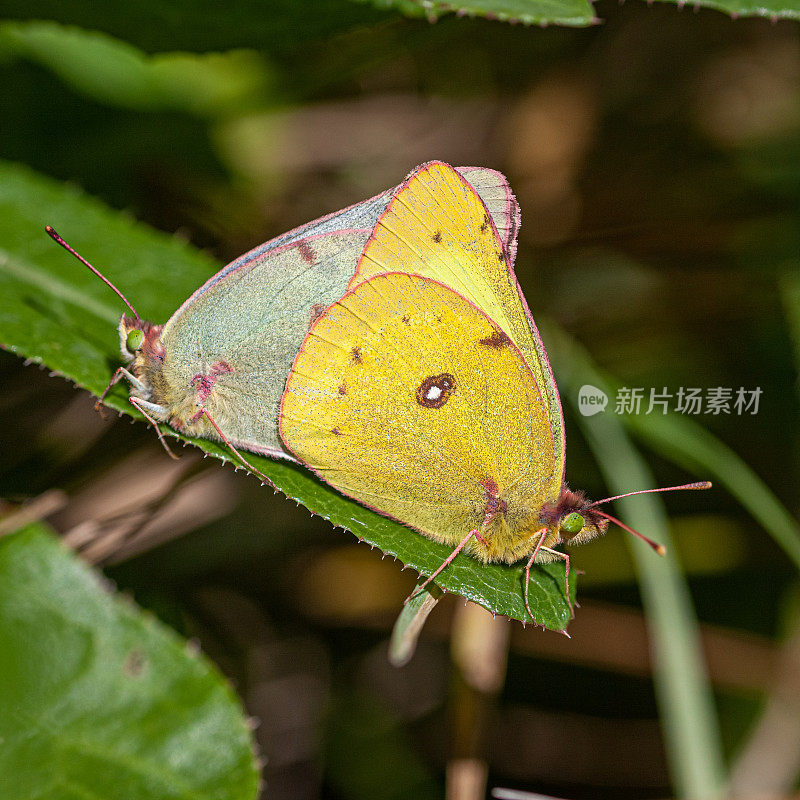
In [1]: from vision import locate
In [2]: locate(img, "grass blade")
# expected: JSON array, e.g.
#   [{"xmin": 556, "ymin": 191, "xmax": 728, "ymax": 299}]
[{"xmin": 545, "ymin": 322, "xmax": 728, "ymax": 799}]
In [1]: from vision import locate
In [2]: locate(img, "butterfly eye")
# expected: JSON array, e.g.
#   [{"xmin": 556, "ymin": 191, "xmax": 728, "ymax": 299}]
[
  {"xmin": 126, "ymin": 329, "xmax": 144, "ymax": 354},
  {"xmin": 561, "ymin": 512, "xmax": 585, "ymax": 535}
]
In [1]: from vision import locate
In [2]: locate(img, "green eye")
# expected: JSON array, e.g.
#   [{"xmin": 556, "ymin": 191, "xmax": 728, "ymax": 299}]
[
  {"xmin": 561, "ymin": 512, "xmax": 584, "ymax": 535},
  {"xmin": 126, "ymin": 329, "xmax": 144, "ymax": 353}
]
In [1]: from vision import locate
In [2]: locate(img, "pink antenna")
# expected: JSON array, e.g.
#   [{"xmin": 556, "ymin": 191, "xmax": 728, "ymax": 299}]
[
  {"xmin": 594, "ymin": 509, "xmax": 667, "ymax": 556},
  {"xmin": 45, "ymin": 226, "xmax": 141, "ymax": 321},
  {"xmin": 588, "ymin": 481, "xmax": 712, "ymax": 509},
  {"xmin": 588, "ymin": 481, "xmax": 712, "ymax": 557}
]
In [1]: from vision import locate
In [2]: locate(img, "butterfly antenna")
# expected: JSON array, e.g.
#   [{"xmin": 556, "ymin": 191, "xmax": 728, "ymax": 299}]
[
  {"xmin": 45, "ymin": 226, "xmax": 141, "ymax": 321},
  {"xmin": 587, "ymin": 481, "xmax": 712, "ymax": 509},
  {"xmin": 593, "ymin": 510, "xmax": 667, "ymax": 556},
  {"xmin": 588, "ymin": 481, "xmax": 712, "ymax": 557}
]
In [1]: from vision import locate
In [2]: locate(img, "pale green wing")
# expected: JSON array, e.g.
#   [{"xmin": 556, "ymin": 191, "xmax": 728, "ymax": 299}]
[{"xmin": 158, "ymin": 230, "xmax": 370, "ymax": 458}]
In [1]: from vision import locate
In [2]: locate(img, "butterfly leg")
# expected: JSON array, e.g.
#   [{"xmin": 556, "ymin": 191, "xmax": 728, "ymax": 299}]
[
  {"xmin": 96, "ymin": 367, "xmax": 146, "ymax": 413},
  {"xmin": 407, "ymin": 529, "xmax": 485, "ymax": 604},
  {"xmin": 197, "ymin": 409, "xmax": 275, "ymax": 489},
  {"xmin": 523, "ymin": 528, "xmax": 548, "ymax": 623},
  {"xmin": 129, "ymin": 397, "xmax": 178, "ymax": 460},
  {"xmin": 540, "ymin": 546, "xmax": 573, "ymax": 619}
]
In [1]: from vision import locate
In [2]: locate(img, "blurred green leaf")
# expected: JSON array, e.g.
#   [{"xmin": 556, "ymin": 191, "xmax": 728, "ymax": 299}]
[
  {"xmin": 625, "ymin": 410, "xmax": 800, "ymax": 572},
  {"xmin": 4, "ymin": 0, "xmax": 798, "ymax": 46},
  {"xmin": 0, "ymin": 524, "xmax": 258, "ymax": 800},
  {"xmin": 0, "ymin": 160, "xmax": 574, "ymax": 628},
  {"xmin": 0, "ymin": 0, "xmax": 392, "ymax": 54},
  {"xmin": 546, "ymin": 324, "xmax": 728, "ymax": 800},
  {"xmin": 781, "ymin": 268, "xmax": 800, "ymax": 395},
  {"xmin": 0, "ymin": 0, "xmax": 599, "ymax": 41},
  {"xmin": 544, "ymin": 314, "xmax": 800, "ymax": 572},
  {"xmin": 0, "ymin": 22, "xmax": 275, "ymax": 116}
]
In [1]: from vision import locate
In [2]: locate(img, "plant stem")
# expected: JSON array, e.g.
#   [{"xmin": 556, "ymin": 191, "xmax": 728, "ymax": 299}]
[{"xmin": 447, "ymin": 601, "xmax": 511, "ymax": 800}]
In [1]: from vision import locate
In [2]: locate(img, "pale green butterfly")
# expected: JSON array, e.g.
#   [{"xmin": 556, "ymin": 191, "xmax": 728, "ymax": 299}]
[{"xmin": 46, "ymin": 166, "xmax": 520, "ymax": 462}]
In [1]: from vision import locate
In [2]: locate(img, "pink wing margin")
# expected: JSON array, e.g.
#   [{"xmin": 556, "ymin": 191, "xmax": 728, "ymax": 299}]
[{"xmin": 457, "ymin": 165, "xmax": 521, "ymax": 264}]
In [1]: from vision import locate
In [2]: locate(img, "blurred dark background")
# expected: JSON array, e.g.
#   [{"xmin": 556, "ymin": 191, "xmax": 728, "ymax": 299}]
[{"xmin": 1, "ymin": 3, "xmax": 799, "ymax": 798}]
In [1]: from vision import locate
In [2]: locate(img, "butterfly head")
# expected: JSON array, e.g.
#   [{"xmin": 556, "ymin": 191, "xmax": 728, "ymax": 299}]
[
  {"xmin": 540, "ymin": 486, "xmax": 609, "ymax": 548},
  {"xmin": 119, "ymin": 315, "xmax": 166, "ymax": 394}
]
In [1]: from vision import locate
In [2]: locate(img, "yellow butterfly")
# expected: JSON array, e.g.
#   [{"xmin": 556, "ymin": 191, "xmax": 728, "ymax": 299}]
[{"xmin": 279, "ymin": 162, "xmax": 709, "ymax": 621}]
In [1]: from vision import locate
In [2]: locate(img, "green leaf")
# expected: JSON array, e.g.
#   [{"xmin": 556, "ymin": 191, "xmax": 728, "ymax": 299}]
[
  {"xmin": 650, "ymin": 0, "xmax": 800, "ymax": 20},
  {"xmin": 361, "ymin": 0, "xmax": 596, "ymax": 26},
  {"xmin": 0, "ymin": 0, "xmax": 598, "ymax": 41},
  {"xmin": 388, "ymin": 582, "xmax": 444, "ymax": 667},
  {"xmin": 0, "ymin": 524, "xmax": 258, "ymax": 800},
  {"xmin": 0, "ymin": 160, "xmax": 574, "ymax": 628},
  {"xmin": 371, "ymin": 0, "xmax": 800, "ymax": 23},
  {"xmin": 7, "ymin": 0, "xmax": 800, "ymax": 43}
]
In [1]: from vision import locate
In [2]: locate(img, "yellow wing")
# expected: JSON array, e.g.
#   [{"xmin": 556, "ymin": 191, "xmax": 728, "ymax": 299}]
[
  {"xmin": 280, "ymin": 272, "xmax": 560, "ymax": 558},
  {"xmin": 350, "ymin": 161, "xmax": 564, "ymax": 474}
]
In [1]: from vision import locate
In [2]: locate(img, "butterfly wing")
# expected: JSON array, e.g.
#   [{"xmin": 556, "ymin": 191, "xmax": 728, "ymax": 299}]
[
  {"xmin": 456, "ymin": 165, "xmax": 521, "ymax": 263},
  {"xmin": 351, "ymin": 161, "xmax": 565, "ymax": 479},
  {"xmin": 154, "ymin": 165, "xmax": 521, "ymax": 460},
  {"xmin": 158, "ymin": 230, "xmax": 371, "ymax": 459},
  {"xmin": 279, "ymin": 272, "xmax": 559, "ymax": 556},
  {"xmin": 165, "ymin": 164, "xmax": 519, "ymax": 328}
]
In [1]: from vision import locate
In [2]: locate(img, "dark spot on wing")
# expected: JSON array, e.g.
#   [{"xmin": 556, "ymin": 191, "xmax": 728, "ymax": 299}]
[
  {"xmin": 479, "ymin": 331, "xmax": 512, "ymax": 349},
  {"xmin": 481, "ymin": 214, "xmax": 490, "ymax": 233},
  {"xmin": 190, "ymin": 360, "xmax": 234, "ymax": 404},
  {"xmin": 297, "ymin": 241, "xmax": 316, "ymax": 264},
  {"xmin": 432, "ymin": 230, "xmax": 442, "ymax": 243},
  {"xmin": 191, "ymin": 373, "xmax": 214, "ymax": 402},
  {"xmin": 401, "ymin": 315, "xmax": 410, "ymax": 324},
  {"xmin": 211, "ymin": 360, "xmax": 232, "ymax": 375},
  {"xmin": 481, "ymin": 478, "xmax": 499, "ymax": 496},
  {"xmin": 480, "ymin": 478, "xmax": 507, "ymax": 525},
  {"xmin": 309, "ymin": 303, "xmax": 326, "ymax": 326},
  {"xmin": 351, "ymin": 347, "xmax": 362, "ymax": 364},
  {"xmin": 338, "ymin": 382, "xmax": 348, "ymax": 395},
  {"xmin": 416, "ymin": 373, "xmax": 455, "ymax": 409},
  {"xmin": 497, "ymin": 250, "xmax": 505, "ymax": 263},
  {"xmin": 332, "ymin": 427, "xmax": 343, "ymax": 436}
]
